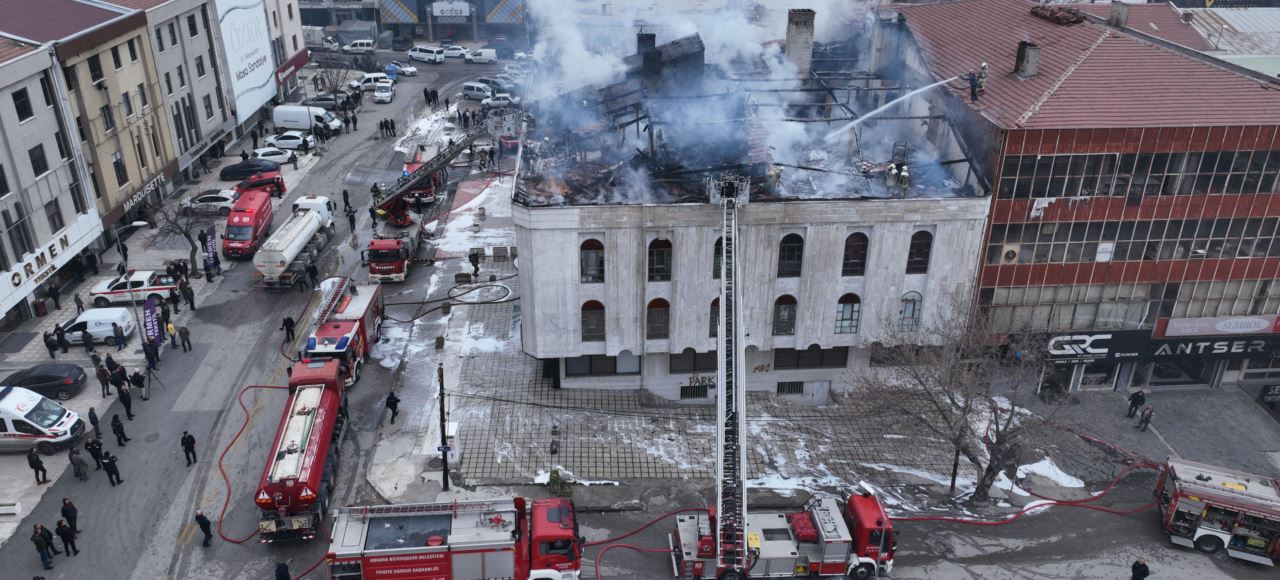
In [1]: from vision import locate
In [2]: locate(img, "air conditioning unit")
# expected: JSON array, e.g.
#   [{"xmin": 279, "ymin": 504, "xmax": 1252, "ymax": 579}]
[{"xmin": 1001, "ymin": 244, "xmax": 1021, "ymax": 264}]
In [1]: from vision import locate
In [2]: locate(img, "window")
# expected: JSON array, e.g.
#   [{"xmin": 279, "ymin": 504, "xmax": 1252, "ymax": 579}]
[
  {"xmin": 292, "ymin": 35, "xmax": 298, "ymax": 52},
  {"xmin": 100, "ymin": 104, "xmax": 115, "ymax": 131},
  {"xmin": 564, "ymin": 353, "xmax": 640, "ymax": 376},
  {"xmin": 111, "ymin": 46, "xmax": 122, "ymax": 69},
  {"xmin": 28, "ymin": 144, "xmax": 48, "ymax": 176},
  {"xmin": 122, "ymin": 92, "xmax": 133, "ymax": 116},
  {"xmin": 906, "ymin": 231, "xmax": 933, "ymax": 274},
  {"xmin": 196, "ymin": 55, "xmax": 206, "ymax": 77},
  {"xmin": 713, "ymin": 237, "xmax": 722, "ymax": 279},
  {"xmin": 899, "ymin": 291, "xmax": 923, "ymax": 332},
  {"xmin": 12, "ymin": 88, "xmax": 33, "ymax": 121},
  {"xmin": 63, "ymin": 66, "xmax": 77, "ymax": 91},
  {"xmin": 155, "ymin": 26, "xmax": 165, "ymax": 52},
  {"xmin": 0, "ymin": 164, "xmax": 8, "ymax": 195},
  {"xmin": 3, "ymin": 204, "xmax": 35, "ymax": 256},
  {"xmin": 169, "ymin": 22, "xmax": 177, "ymax": 46},
  {"xmin": 773, "ymin": 295, "xmax": 797, "ymax": 335},
  {"xmin": 75, "ymin": 116, "xmax": 86, "ymax": 142},
  {"xmin": 165, "ymin": 72, "xmax": 173, "ymax": 95},
  {"xmin": 272, "ymin": 10, "xmax": 278, "ymax": 27},
  {"xmin": 842, "ymin": 233, "xmax": 868, "ymax": 276},
  {"xmin": 581, "ymin": 301, "xmax": 605, "ymax": 342},
  {"xmin": 54, "ymin": 131, "xmax": 70, "ymax": 160},
  {"xmin": 670, "ymin": 348, "xmax": 717, "ymax": 373},
  {"xmin": 835, "ymin": 294, "xmax": 861, "ymax": 334},
  {"xmin": 39, "ymin": 74, "xmax": 54, "ymax": 106},
  {"xmin": 709, "ymin": 298, "xmax": 719, "ymax": 338},
  {"xmin": 203, "ymin": 95, "xmax": 213, "ymax": 119},
  {"xmin": 70, "ymin": 179, "xmax": 87, "ymax": 214},
  {"xmin": 149, "ymin": 127, "xmax": 160, "ymax": 158},
  {"xmin": 648, "ymin": 239, "xmax": 672, "ymax": 281},
  {"xmin": 775, "ymin": 346, "xmax": 849, "ymax": 369},
  {"xmin": 778, "ymin": 233, "xmax": 804, "ymax": 278},
  {"xmin": 112, "ymin": 150, "xmax": 128, "ymax": 185},
  {"xmin": 128, "ymin": 38, "xmax": 138, "ymax": 61},
  {"xmin": 88, "ymin": 55, "xmax": 103, "ymax": 82},
  {"xmin": 45, "ymin": 199, "xmax": 64, "ymax": 232},
  {"xmin": 287, "ymin": 3, "xmax": 294, "ymax": 19},
  {"xmin": 187, "ymin": 14, "xmax": 198, "ymax": 37},
  {"xmin": 137, "ymin": 83, "xmax": 148, "ymax": 107},
  {"xmin": 177, "ymin": 65, "xmax": 185, "ymax": 87},
  {"xmin": 646, "ymin": 298, "xmax": 669, "ymax": 340},
  {"xmin": 777, "ymin": 381, "xmax": 805, "ymax": 395},
  {"xmin": 135, "ymin": 136, "xmax": 147, "ymax": 169},
  {"xmin": 580, "ymin": 239, "xmax": 604, "ymax": 283}
]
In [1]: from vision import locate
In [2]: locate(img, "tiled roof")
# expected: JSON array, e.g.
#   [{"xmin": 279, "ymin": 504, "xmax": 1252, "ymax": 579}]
[
  {"xmin": 897, "ymin": 0, "xmax": 1280, "ymax": 129},
  {"xmin": 1071, "ymin": 3, "xmax": 1212, "ymax": 50},
  {"xmin": 100, "ymin": 0, "xmax": 174, "ymax": 9},
  {"xmin": 0, "ymin": 37, "xmax": 40, "ymax": 66},
  {"xmin": 0, "ymin": 0, "xmax": 126, "ymax": 43}
]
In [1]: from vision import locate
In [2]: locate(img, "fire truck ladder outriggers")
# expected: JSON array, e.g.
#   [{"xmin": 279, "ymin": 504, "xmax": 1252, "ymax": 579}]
[
  {"xmin": 370, "ymin": 126, "xmax": 488, "ymax": 221},
  {"xmin": 712, "ymin": 175, "xmax": 750, "ymax": 578}
]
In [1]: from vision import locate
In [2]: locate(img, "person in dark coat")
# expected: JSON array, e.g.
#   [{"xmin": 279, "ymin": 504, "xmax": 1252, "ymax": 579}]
[
  {"xmin": 118, "ymin": 383, "xmax": 134, "ymax": 420},
  {"xmin": 143, "ymin": 340, "xmax": 160, "ymax": 371},
  {"xmin": 385, "ymin": 391, "xmax": 400, "ymax": 424},
  {"xmin": 181, "ymin": 284, "xmax": 196, "ymax": 311},
  {"xmin": 88, "ymin": 406, "xmax": 101, "ymax": 439},
  {"xmin": 86, "ymin": 252, "xmax": 99, "ymax": 275},
  {"xmin": 43, "ymin": 332, "xmax": 58, "ymax": 359},
  {"xmin": 85, "ymin": 438, "xmax": 103, "ymax": 469},
  {"xmin": 351, "ymin": 113, "xmax": 358, "ymax": 131},
  {"xmin": 31, "ymin": 526, "xmax": 54, "ymax": 570},
  {"xmin": 305, "ymin": 262, "xmax": 320, "ymax": 288},
  {"xmin": 95, "ymin": 365, "xmax": 111, "ymax": 398},
  {"xmin": 342, "ymin": 189, "xmax": 351, "ymax": 211},
  {"xmin": 111, "ymin": 414, "xmax": 130, "ymax": 446},
  {"xmin": 61, "ymin": 498, "xmax": 79, "ymax": 533},
  {"xmin": 68, "ymin": 447, "xmax": 89, "ymax": 481},
  {"xmin": 179, "ymin": 326, "xmax": 192, "ymax": 352},
  {"xmin": 168, "ymin": 288, "xmax": 181, "ymax": 314},
  {"xmin": 102, "ymin": 452, "xmax": 122, "ymax": 486},
  {"xmin": 195, "ymin": 510, "xmax": 214, "ymax": 547},
  {"xmin": 80, "ymin": 331, "xmax": 94, "ymax": 353},
  {"xmin": 275, "ymin": 561, "xmax": 291, "ymax": 580},
  {"xmin": 55, "ymin": 520, "xmax": 78, "ymax": 555},
  {"xmin": 74, "ymin": 293, "xmax": 84, "ymax": 314},
  {"xmin": 47, "ymin": 284, "xmax": 61, "ymax": 310},
  {"xmin": 37, "ymin": 524, "xmax": 60, "ymax": 555},
  {"xmin": 181, "ymin": 431, "xmax": 197, "ymax": 465},
  {"xmin": 51, "ymin": 325, "xmax": 68, "ymax": 354},
  {"xmin": 240, "ymin": 150, "xmax": 250, "ymax": 162},
  {"xmin": 130, "ymin": 369, "xmax": 148, "ymax": 401},
  {"xmin": 28, "ymin": 448, "xmax": 49, "ymax": 484},
  {"xmin": 112, "ymin": 323, "xmax": 126, "ymax": 351},
  {"xmin": 468, "ymin": 251, "xmax": 480, "ymax": 276},
  {"xmin": 1126, "ymin": 390, "xmax": 1146, "ymax": 418},
  {"xmin": 346, "ymin": 207, "xmax": 357, "ymax": 231},
  {"xmin": 1131, "ymin": 558, "xmax": 1150, "ymax": 580},
  {"xmin": 281, "ymin": 317, "xmax": 296, "ymax": 342},
  {"xmin": 1136, "ymin": 405, "xmax": 1154, "ymax": 432}
]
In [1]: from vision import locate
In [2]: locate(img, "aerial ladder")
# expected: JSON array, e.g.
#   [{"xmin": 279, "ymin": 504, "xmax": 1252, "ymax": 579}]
[
  {"xmin": 371, "ymin": 126, "xmax": 487, "ymax": 227},
  {"xmin": 713, "ymin": 176, "xmax": 750, "ymax": 579}
]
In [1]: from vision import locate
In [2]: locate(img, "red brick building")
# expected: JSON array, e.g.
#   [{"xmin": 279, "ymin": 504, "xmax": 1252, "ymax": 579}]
[{"xmin": 880, "ymin": 0, "xmax": 1280, "ymax": 392}]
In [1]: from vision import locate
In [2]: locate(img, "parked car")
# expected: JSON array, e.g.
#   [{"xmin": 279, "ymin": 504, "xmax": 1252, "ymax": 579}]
[
  {"xmin": 253, "ymin": 147, "xmax": 294, "ymax": 165},
  {"xmin": 465, "ymin": 49, "xmax": 498, "ymax": 64},
  {"xmin": 55, "ymin": 308, "xmax": 135, "ymax": 346},
  {"xmin": 481, "ymin": 93, "xmax": 521, "ymax": 110},
  {"xmin": 89, "ymin": 271, "xmax": 178, "ymax": 306},
  {"xmin": 349, "ymin": 72, "xmax": 392, "ymax": 91},
  {"xmin": 1, "ymin": 364, "xmax": 87, "ymax": 401},
  {"xmin": 492, "ymin": 74, "xmax": 522, "ymax": 88},
  {"xmin": 408, "ymin": 45, "xmax": 445, "ymax": 63},
  {"xmin": 373, "ymin": 81, "xmax": 396, "ymax": 104},
  {"xmin": 220, "ymin": 158, "xmax": 280, "ymax": 181},
  {"xmin": 0, "ymin": 387, "xmax": 84, "ymax": 455},
  {"xmin": 384, "ymin": 61, "xmax": 417, "ymax": 77},
  {"xmin": 305, "ymin": 92, "xmax": 355, "ymax": 111},
  {"xmin": 342, "ymin": 39, "xmax": 375, "ymax": 54},
  {"xmin": 442, "ymin": 45, "xmax": 468, "ymax": 58},
  {"xmin": 180, "ymin": 188, "xmax": 240, "ymax": 216},
  {"xmin": 265, "ymin": 130, "xmax": 317, "ymax": 151},
  {"xmin": 475, "ymin": 77, "xmax": 512, "ymax": 94},
  {"xmin": 461, "ymin": 81, "xmax": 493, "ymax": 100}
]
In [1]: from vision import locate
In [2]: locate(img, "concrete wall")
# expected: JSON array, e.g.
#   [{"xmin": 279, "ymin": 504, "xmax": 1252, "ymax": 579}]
[{"xmin": 146, "ymin": 0, "xmax": 233, "ymax": 171}]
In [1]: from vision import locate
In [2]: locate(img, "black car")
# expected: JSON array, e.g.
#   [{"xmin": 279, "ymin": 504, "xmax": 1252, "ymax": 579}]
[
  {"xmin": 306, "ymin": 91, "xmax": 356, "ymax": 111},
  {"xmin": 2, "ymin": 363, "xmax": 88, "ymax": 401},
  {"xmin": 220, "ymin": 159, "xmax": 281, "ymax": 181}
]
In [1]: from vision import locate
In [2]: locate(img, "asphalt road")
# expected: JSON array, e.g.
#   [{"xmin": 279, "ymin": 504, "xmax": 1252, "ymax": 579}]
[{"xmin": 0, "ymin": 60, "xmax": 490, "ymax": 580}]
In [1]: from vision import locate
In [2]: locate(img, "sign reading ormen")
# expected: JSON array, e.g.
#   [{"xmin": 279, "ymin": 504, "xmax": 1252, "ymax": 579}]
[{"xmin": 217, "ymin": 0, "xmax": 275, "ymax": 125}]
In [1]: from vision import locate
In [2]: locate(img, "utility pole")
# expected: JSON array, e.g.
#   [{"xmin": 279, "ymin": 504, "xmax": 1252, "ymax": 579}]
[{"xmin": 438, "ymin": 362, "xmax": 450, "ymax": 491}]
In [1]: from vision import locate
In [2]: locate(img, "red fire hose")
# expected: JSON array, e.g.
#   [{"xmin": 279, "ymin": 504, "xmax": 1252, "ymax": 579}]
[
  {"xmin": 215, "ymin": 383, "xmax": 290, "ymax": 544},
  {"xmin": 583, "ymin": 507, "xmax": 710, "ymax": 548},
  {"xmin": 592, "ymin": 544, "xmax": 673, "ymax": 580}
]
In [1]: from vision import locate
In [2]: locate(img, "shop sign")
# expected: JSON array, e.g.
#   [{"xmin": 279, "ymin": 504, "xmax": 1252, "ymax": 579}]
[
  {"xmin": 1263, "ymin": 385, "xmax": 1280, "ymax": 404},
  {"xmin": 1164, "ymin": 315, "xmax": 1279, "ymax": 338},
  {"xmin": 1047, "ymin": 330, "xmax": 1150, "ymax": 363},
  {"xmin": 432, "ymin": 1, "xmax": 469, "ymax": 16},
  {"xmin": 8, "ymin": 235, "xmax": 71, "ymax": 287},
  {"xmin": 123, "ymin": 174, "xmax": 167, "ymax": 213},
  {"xmin": 275, "ymin": 49, "xmax": 309, "ymax": 84},
  {"xmin": 1148, "ymin": 337, "xmax": 1276, "ymax": 359}
]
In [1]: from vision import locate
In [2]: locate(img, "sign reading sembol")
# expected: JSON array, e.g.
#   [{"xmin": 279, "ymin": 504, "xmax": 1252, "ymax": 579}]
[{"xmin": 217, "ymin": 0, "xmax": 275, "ymax": 125}]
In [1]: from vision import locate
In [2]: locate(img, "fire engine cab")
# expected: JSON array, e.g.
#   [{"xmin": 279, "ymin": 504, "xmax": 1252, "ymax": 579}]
[
  {"xmin": 1156, "ymin": 457, "xmax": 1280, "ymax": 565},
  {"xmin": 326, "ymin": 497, "xmax": 582, "ymax": 580},
  {"xmin": 304, "ymin": 278, "xmax": 383, "ymax": 386}
]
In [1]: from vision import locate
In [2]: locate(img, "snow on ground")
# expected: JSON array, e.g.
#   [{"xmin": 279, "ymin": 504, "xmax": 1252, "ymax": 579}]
[
  {"xmin": 533, "ymin": 467, "xmax": 621, "ymax": 486},
  {"xmin": 861, "ymin": 463, "xmax": 977, "ymax": 492},
  {"xmin": 396, "ymin": 107, "xmax": 456, "ymax": 153},
  {"xmin": 435, "ymin": 179, "xmax": 517, "ymax": 253},
  {"xmin": 453, "ymin": 321, "xmax": 509, "ymax": 355},
  {"xmin": 746, "ymin": 464, "xmax": 846, "ymax": 497},
  {"xmin": 371, "ymin": 321, "xmax": 411, "ymax": 369},
  {"xmin": 1016, "ymin": 458, "xmax": 1084, "ymax": 488}
]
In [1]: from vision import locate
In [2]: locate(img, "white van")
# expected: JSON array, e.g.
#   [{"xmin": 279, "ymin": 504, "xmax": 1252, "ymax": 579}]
[
  {"xmin": 56, "ymin": 307, "xmax": 134, "ymax": 345},
  {"xmin": 462, "ymin": 81, "xmax": 493, "ymax": 100},
  {"xmin": 0, "ymin": 386, "xmax": 84, "ymax": 454},
  {"xmin": 349, "ymin": 72, "xmax": 391, "ymax": 92},
  {"xmin": 342, "ymin": 39, "xmax": 375, "ymax": 54},
  {"xmin": 408, "ymin": 45, "xmax": 445, "ymax": 64},
  {"xmin": 465, "ymin": 49, "xmax": 497, "ymax": 64},
  {"xmin": 273, "ymin": 105, "xmax": 342, "ymax": 132}
]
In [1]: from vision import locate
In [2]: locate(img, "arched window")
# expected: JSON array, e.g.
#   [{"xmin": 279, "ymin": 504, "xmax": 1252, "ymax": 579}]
[
  {"xmin": 773, "ymin": 295, "xmax": 797, "ymax": 335},
  {"xmin": 580, "ymin": 239, "xmax": 604, "ymax": 283},
  {"xmin": 835, "ymin": 293, "xmax": 861, "ymax": 334},
  {"xmin": 713, "ymin": 237, "xmax": 723, "ymax": 279},
  {"xmin": 842, "ymin": 233, "xmax": 869, "ymax": 277},
  {"xmin": 906, "ymin": 231, "xmax": 933, "ymax": 274},
  {"xmin": 648, "ymin": 239, "xmax": 672, "ymax": 281},
  {"xmin": 710, "ymin": 298, "xmax": 720, "ymax": 338},
  {"xmin": 581, "ymin": 301, "xmax": 605, "ymax": 341},
  {"xmin": 777, "ymin": 234, "xmax": 804, "ymax": 278},
  {"xmin": 899, "ymin": 291, "xmax": 922, "ymax": 332},
  {"xmin": 646, "ymin": 298, "xmax": 670, "ymax": 340}
]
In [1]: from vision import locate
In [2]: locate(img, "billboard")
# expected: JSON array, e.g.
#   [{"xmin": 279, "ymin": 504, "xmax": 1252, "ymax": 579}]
[{"xmin": 217, "ymin": 0, "xmax": 274, "ymax": 125}]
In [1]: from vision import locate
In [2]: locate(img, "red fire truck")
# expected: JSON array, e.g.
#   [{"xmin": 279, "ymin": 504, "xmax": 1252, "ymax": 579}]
[
  {"xmin": 326, "ymin": 497, "xmax": 583, "ymax": 580},
  {"xmin": 304, "ymin": 278, "xmax": 384, "ymax": 386},
  {"xmin": 256, "ymin": 359, "xmax": 348, "ymax": 542},
  {"xmin": 671, "ymin": 493, "xmax": 894, "ymax": 580},
  {"xmin": 1155, "ymin": 457, "xmax": 1280, "ymax": 565},
  {"xmin": 363, "ymin": 224, "xmax": 431, "ymax": 283}
]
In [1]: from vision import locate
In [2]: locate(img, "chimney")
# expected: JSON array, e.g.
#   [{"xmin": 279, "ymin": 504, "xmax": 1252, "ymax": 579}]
[
  {"xmin": 1109, "ymin": 1, "xmax": 1130, "ymax": 28},
  {"xmin": 1181, "ymin": 11, "xmax": 1193, "ymax": 24},
  {"xmin": 1014, "ymin": 41, "xmax": 1040, "ymax": 79},
  {"xmin": 785, "ymin": 8, "xmax": 815, "ymax": 76},
  {"xmin": 637, "ymin": 32, "xmax": 656, "ymax": 55},
  {"xmin": 642, "ymin": 48, "xmax": 663, "ymax": 89}
]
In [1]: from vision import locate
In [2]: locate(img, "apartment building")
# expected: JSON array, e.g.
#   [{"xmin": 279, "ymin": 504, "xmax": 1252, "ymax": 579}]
[{"xmin": 266, "ymin": 0, "xmax": 308, "ymax": 99}]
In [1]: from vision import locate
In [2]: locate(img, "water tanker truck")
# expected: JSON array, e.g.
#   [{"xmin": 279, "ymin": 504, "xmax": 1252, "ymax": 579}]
[{"xmin": 254, "ymin": 195, "xmax": 336, "ymax": 289}]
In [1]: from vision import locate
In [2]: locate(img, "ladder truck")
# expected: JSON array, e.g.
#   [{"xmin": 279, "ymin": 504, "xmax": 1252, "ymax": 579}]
[
  {"xmin": 303, "ymin": 276, "xmax": 384, "ymax": 387},
  {"xmin": 671, "ymin": 178, "xmax": 895, "ymax": 580}
]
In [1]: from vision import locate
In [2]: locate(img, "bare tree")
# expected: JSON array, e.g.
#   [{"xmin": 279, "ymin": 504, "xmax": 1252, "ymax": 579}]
[
  {"xmin": 153, "ymin": 202, "xmax": 205, "ymax": 277},
  {"xmin": 308, "ymin": 58, "xmax": 356, "ymax": 103},
  {"xmin": 856, "ymin": 294, "xmax": 1053, "ymax": 503}
]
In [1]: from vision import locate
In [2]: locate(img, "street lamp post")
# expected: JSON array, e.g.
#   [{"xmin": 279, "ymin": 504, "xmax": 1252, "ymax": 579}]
[{"xmin": 113, "ymin": 220, "xmax": 150, "ymax": 343}]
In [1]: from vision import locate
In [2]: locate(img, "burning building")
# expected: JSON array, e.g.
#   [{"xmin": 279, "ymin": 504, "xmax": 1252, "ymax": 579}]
[
  {"xmin": 512, "ymin": 7, "xmax": 992, "ymax": 401},
  {"xmin": 878, "ymin": 0, "xmax": 1280, "ymax": 393}
]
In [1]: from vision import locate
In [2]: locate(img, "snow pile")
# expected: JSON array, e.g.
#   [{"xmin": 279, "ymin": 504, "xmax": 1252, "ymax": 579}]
[
  {"xmin": 533, "ymin": 466, "xmax": 620, "ymax": 487},
  {"xmin": 396, "ymin": 107, "xmax": 456, "ymax": 153},
  {"xmin": 453, "ymin": 321, "xmax": 508, "ymax": 355},
  {"xmin": 1016, "ymin": 458, "xmax": 1084, "ymax": 488},
  {"xmin": 371, "ymin": 322, "xmax": 411, "ymax": 369},
  {"xmin": 746, "ymin": 464, "xmax": 846, "ymax": 497},
  {"xmin": 861, "ymin": 463, "xmax": 976, "ymax": 492}
]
